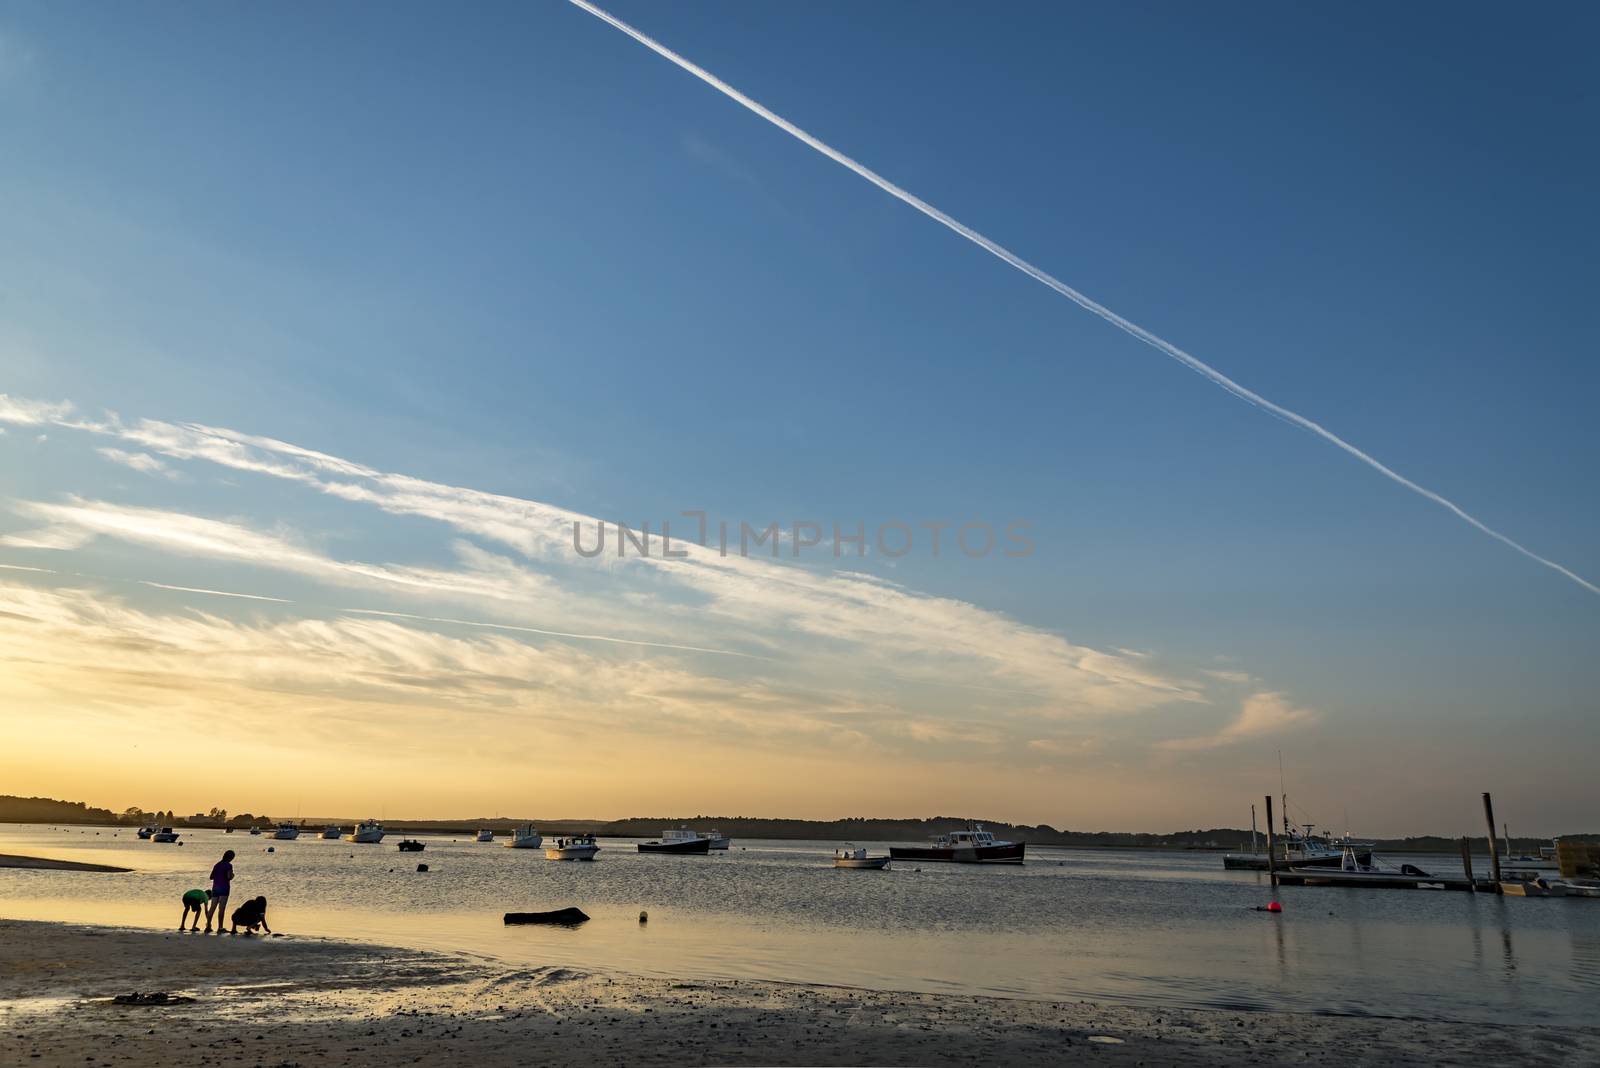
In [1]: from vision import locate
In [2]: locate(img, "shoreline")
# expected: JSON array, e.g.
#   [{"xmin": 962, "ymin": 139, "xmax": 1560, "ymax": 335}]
[
  {"xmin": 0, "ymin": 853, "xmax": 131, "ymax": 873},
  {"xmin": 4, "ymin": 920, "xmax": 1600, "ymax": 1066}
]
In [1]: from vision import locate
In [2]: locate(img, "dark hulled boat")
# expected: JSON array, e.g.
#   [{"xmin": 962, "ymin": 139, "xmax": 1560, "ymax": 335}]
[
  {"xmin": 638, "ymin": 836, "xmax": 711, "ymax": 854},
  {"xmin": 397, "ymin": 839, "xmax": 425, "ymax": 852},
  {"xmin": 890, "ymin": 823, "xmax": 1025, "ymax": 864}
]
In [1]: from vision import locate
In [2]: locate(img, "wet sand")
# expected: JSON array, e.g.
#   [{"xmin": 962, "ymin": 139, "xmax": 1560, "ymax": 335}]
[
  {"xmin": 3, "ymin": 920, "xmax": 1598, "ymax": 1066},
  {"xmin": 0, "ymin": 854, "xmax": 131, "ymax": 873}
]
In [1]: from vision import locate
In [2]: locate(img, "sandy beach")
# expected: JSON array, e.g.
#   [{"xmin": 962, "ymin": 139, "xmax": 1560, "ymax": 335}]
[{"xmin": 3, "ymin": 920, "xmax": 1598, "ymax": 1066}]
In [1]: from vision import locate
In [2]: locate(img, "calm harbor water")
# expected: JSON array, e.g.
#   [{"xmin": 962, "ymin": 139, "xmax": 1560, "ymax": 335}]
[{"xmin": 2, "ymin": 824, "xmax": 1597, "ymax": 1026}]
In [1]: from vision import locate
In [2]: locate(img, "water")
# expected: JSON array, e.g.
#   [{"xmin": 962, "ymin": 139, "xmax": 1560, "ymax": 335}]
[{"xmin": 3, "ymin": 824, "xmax": 1597, "ymax": 1025}]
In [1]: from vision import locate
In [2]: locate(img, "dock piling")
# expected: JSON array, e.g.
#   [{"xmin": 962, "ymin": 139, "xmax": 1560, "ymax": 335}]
[
  {"xmin": 1481, "ymin": 792, "xmax": 1502, "ymax": 893},
  {"xmin": 1459, "ymin": 836, "xmax": 1476, "ymax": 892}
]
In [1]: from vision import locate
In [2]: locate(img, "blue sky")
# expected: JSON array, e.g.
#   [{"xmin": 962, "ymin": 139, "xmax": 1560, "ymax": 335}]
[{"xmin": 1, "ymin": 2, "xmax": 1595, "ymax": 831}]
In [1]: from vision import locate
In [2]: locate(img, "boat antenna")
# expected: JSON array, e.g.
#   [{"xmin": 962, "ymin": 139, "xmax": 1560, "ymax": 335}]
[{"xmin": 1277, "ymin": 749, "xmax": 1289, "ymax": 835}]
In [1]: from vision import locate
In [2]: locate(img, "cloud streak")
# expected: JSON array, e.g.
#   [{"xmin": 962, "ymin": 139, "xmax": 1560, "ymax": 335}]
[
  {"xmin": 1, "ymin": 396, "xmax": 1201, "ymax": 713},
  {"xmin": 566, "ymin": 0, "xmax": 1597, "ymax": 598}
]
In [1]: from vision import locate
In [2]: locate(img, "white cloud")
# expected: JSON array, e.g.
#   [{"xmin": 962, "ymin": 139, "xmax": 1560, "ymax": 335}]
[
  {"xmin": 0, "ymin": 394, "xmax": 1213, "ymax": 717},
  {"xmin": 1158, "ymin": 691, "xmax": 1318, "ymax": 751},
  {"xmin": 96, "ymin": 447, "xmax": 176, "ymax": 478}
]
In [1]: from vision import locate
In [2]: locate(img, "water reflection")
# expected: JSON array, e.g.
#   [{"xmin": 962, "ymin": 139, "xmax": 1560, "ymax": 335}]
[{"xmin": 3, "ymin": 824, "xmax": 1598, "ymax": 1026}]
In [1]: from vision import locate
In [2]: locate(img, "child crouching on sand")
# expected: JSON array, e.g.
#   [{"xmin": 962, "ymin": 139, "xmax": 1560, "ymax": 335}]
[
  {"xmin": 178, "ymin": 888, "xmax": 211, "ymax": 931},
  {"xmin": 229, "ymin": 895, "xmax": 272, "ymax": 936}
]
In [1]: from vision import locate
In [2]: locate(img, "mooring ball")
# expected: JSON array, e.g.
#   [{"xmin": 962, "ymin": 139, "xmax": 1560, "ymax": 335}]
[
  {"xmin": 639, "ymin": 910, "xmax": 648, "ymax": 923},
  {"xmin": 1266, "ymin": 901, "xmax": 1282, "ymax": 913},
  {"xmin": 417, "ymin": 863, "xmax": 429, "ymax": 872}
]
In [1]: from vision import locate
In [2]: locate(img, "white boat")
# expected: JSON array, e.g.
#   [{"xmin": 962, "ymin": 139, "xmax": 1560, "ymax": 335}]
[
  {"xmin": 345, "ymin": 819, "xmax": 385, "ymax": 844},
  {"xmin": 151, "ymin": 827, "xmax": 180, "ymax": 843},
  {"xmin": 271, "ymin": 821, "xmax": 300, "ymax": 840},
  {"xmin": 545, "ymin": 834, "xmax": 600, "ymax": 861},
  {"xmin": 833, "ymin": 845, "xmax": 891, "ymax": 870},
  {"xmin": 663, "ymin": 826, "xmax": 728, "ymax": 849},
  {"xmin": 504, "ymin": 824, "xmax": 543, "ymax": 849},
  {"xmin": 475, "ymin": 829, "xmax": 495, "ymax": 843},
  {"xmin": 320, "ymin": 825, "xmax": 342, "ymax": 839}
]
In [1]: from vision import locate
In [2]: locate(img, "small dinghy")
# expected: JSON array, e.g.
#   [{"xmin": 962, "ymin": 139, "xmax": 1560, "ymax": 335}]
[{"xmin": 833, "ymin": 845, "xmax": 891, "ymax": 869}]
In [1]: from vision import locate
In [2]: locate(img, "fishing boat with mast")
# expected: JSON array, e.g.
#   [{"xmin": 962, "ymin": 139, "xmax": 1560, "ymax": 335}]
[
  {"xmin": 1222, "ymin": 786, "xmax": 1373, "ymax": 870},
  {"xmin": 889, "ymin": 822, "xmax": 1025, "ymax": 864}
]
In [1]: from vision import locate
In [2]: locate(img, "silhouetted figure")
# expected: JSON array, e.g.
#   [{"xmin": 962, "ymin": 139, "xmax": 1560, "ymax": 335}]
[
  {"xmin": 179, "ymin": 888, "xmax": 210, "ymax": 931},
  {"xmin": 205, "ymin": 849, "xmax": 235, "ymax": 933},
  {"xmin": 230, "ymin": 895, "xmax": 271, "ymax": 935}
]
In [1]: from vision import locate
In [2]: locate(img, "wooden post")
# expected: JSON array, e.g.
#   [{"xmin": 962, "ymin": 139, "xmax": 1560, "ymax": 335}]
[
  {"xmin": 1264, "ymin": 794, "xmax": 1278, "ymax": 888},
  {"xmin": 1482, "ymin": 792, "xmax": 1502, "ymax": 892},
  {"xmin": 1460, "ymin": 836, "xmax": 1476, "ymax": 892}
]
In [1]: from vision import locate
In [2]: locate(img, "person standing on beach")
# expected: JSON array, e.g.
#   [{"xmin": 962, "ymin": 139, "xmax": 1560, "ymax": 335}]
[
  {"xmin": 178, "ymin": 888, "xmax": 210, "ymax": 931},
  {"xmin": 205, "ymin": 849, "xmax": 234, "ymax": 934}
]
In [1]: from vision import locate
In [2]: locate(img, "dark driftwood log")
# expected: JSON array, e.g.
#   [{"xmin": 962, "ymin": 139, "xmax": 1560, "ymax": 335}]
[{"xmin": 503, "ymin": 907, "xmax": 590, "ymax": 926}]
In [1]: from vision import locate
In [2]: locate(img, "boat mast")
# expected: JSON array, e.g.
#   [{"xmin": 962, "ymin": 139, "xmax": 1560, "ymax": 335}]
[{"xmin": 1277, "ymin": 749, "xmax": 1290, "ymax": 836}]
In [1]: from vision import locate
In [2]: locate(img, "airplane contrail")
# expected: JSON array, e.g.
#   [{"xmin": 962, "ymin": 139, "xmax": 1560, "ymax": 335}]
[{"xmin": 568, "ymin": 0, "xmax": 1598, "ymax": 598}]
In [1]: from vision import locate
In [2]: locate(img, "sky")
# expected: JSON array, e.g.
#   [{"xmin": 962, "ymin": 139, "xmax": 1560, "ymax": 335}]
[{"xmin": 1, "ymin": 1, "xmax": 1595, "ymax": 835}]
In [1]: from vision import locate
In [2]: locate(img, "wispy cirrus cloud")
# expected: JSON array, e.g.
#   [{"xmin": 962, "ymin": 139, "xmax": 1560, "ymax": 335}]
[
  {"xmin": 96, "ymin": 447, "xmax": 177, "ymax": 478},
  {"xmin": 1157, "ymin": 691, "xmax": 1319, "ymax": 751},
  {"xmin": 0, "ymin": 393, "xmax": 1205, "ymax": 716}
]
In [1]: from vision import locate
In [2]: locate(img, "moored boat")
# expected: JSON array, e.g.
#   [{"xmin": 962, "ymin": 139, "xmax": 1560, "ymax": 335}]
[
  {"xmin": 475, "ymin": 829, "xmax": 495, "ymax": 843},
  {"xmin": 151, "ymin": 827, "xmax": 180, "ymax": 843},
  {"xmin": 546, "ymin": 834, "xmax": 601, "ymax": 861},
  {"xmin": 320, "ymin": 825, "xmax": 342, "ymax": 839},
  {"xmin": 833, "ymin": 845, "xmax": 891, "ymax": 869},
  {"xmin": 639, "ymin": 834, "xmax": 711, "ymax": 854},
  {"xmin": 345, "ymin": 819, "xmax": 385, "ymax": 844},
  {"xmin": 397, "ymin": 839, "xmax": 425, "ymax": 852},
  {"xmin": 702, "ymin": 829, "xmax": 731, "ymax": 850},
  {"xmin": 271, "ymin": 821, "xmax": 300, "ymax": 840},
  {"xmin": 136, "ymin": 823, "xmax": 157, "ymax": 840},
  {"xmin": 504, "ymin": 824, "xmax": 543, "ymax": 849},
  {"xmin": 890, "ymin": 823, "xmax": 1024, "ymax": 864},
  {"xmin": 1286, "ymin": 843, "xmax": 1438, "ymax": 888}
]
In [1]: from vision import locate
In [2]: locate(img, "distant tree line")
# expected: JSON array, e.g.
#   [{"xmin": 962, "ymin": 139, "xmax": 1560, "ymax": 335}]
[{"xmin": 2, "ymin": 796, "xmax": 1595, "ymax": 849}]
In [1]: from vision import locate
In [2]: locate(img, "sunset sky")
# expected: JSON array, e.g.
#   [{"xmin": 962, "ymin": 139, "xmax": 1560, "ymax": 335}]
[{"xmin": 2, "ymin": 2, "xmax": 1595, "ymax": 834}]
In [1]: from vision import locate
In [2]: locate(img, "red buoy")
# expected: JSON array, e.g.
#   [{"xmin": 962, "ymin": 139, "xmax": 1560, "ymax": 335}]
[{"xmin": 1266, "ymin": 901, "xmax": 1282, "ymax": 913}]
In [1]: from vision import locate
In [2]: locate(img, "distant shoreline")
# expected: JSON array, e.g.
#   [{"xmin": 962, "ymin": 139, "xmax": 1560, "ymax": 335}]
[{"xmin": 7, "ymin": 812, "xmax": 1592, "ymax": 855}]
